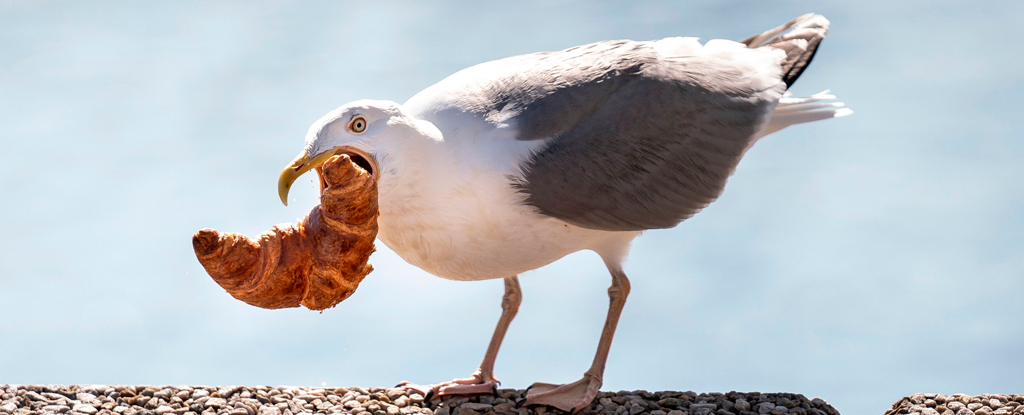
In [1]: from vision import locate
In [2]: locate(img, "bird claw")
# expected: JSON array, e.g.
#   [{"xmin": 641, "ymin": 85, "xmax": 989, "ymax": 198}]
[
  {"xmin": 437, "ymin": 382, "xmax": 499, "ymax": 397},
  {"xmin": 397, "ymin": 372, "xmax": 500, "ymax": 400},
  {"xmin": 521, "ymin": 373, "xmax": 602, "ymax": 413},
  {"xmin": 395, "ymin": 381, "xmax": 433, "ymax": 399}
]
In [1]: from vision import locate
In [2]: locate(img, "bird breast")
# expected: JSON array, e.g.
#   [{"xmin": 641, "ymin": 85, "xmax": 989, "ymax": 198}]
[{"xmin": 371, "ymin": 129, "xmax": 618, "ymax": 281}]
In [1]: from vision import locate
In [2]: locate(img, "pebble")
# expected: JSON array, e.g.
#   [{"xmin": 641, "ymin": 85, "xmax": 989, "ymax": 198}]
[
  {"xmin": 0, "ymin": 384, "xmax": 849, "ymax": 415},
  {"xmin": 207, "ymin": 397, "xmax": 229, "ymax": 408},
  {"xmin": 460, "ymin": 403, "xmax": 493, "ymax": 411},
  {"xmin": 758, "ymin": 402, "xmax": 777, "ymax": 414},
  {"xmin": 76, "ymin": 393, "xmax": 98, "ymax": 402},
  {"xmin": 72, "ymin": 403, "xmax": 99, "ymax": 414},
  {"xmin": 453, "ymin": 408, "xmax": 480, "ymax": 415}
]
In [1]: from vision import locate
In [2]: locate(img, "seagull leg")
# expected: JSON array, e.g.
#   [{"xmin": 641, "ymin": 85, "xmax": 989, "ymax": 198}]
[
  {"xmin": 523, "ymin": 266, "xmax": 630, "ymax": 413},
  {"xmin": 398, "ymin": 276, "xmax": 522, "ymax": 398}
]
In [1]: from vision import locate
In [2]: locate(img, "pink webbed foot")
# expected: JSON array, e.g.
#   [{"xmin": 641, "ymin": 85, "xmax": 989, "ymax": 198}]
[
  {"xmin": 521, "ymin": 373, "xmax": 602, "ymax": 413},
  {"xmin": 397, "ymin": 371, "xmax": 499, "ymax": 401}
]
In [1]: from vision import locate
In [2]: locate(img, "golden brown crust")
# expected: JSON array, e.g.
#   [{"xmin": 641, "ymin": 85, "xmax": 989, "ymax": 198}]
[{"xmin": 192, "ymin": 154, "xmax": 378, "ymax": 311}]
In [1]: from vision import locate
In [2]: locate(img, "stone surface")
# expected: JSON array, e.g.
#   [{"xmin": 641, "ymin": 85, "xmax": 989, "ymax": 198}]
[
  {"xmin": 0, "ymin": 384, "xmax": 842, "ymax": 415},
  {"xmin": 887, "ymin": 394, "xmax": 1024, "ymax": 415}
]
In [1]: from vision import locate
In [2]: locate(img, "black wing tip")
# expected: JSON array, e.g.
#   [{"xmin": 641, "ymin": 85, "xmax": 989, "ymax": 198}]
[
  {"xmin": 744, "ymin": 14, "xmax": 830, "ymax": 89},
  {"xmin": 782, "ymin": 36, "xmax": 823, "ymax": 88}
]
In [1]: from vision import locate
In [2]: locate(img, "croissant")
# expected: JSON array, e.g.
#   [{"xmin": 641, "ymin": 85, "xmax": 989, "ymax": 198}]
[{"xmin": 192, "ymin": 154, "xmax": 378, "ymax": 311}]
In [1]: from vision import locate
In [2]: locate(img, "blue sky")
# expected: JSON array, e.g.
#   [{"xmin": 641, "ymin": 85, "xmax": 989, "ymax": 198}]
[{"xmin": 1, "ymin": 2, "xmax": 1022, "ymax": 415}]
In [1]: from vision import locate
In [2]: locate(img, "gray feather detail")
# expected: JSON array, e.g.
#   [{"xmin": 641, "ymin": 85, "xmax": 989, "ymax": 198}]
[
  {"xmin": 407, "ymin": 41, "xmax": 651, "ymax": 142},
  {"xmin": 506, "ymin": 40, "xmax": 788, "ymax": 231},
  {"xmin": 404, "ymin": 22, "xmax": 823, "ymax": 231},
  {"xmin": 518, "ymin": 69, "xmax": 783, "ymax": 231}
]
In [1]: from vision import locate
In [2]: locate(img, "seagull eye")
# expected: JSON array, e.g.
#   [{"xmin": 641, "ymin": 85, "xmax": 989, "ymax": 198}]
[{"xmin": 349, "ymin": 117, "xmax": 367, "ymax": 133}]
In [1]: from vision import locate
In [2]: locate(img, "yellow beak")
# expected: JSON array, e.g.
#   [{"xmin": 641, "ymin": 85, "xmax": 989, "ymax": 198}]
[{"xmin": 277, "ymin": 149, "xmax": 340, "ymax": 206}]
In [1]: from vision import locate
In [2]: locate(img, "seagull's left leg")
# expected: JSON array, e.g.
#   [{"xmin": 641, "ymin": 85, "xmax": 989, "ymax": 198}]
[
  {"xmin": 398, "ymin": 276, "xmax": 522, "ymax": 398},
  {"xmin": 523, "ymin": 264, "xmax": 630, "ymax": 413}
]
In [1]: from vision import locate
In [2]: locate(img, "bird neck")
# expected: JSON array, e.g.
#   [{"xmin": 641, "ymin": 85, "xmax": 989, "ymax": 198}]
[{"xmin": 374, "ymin": 116, "xmax": 447, "ymax": 200}]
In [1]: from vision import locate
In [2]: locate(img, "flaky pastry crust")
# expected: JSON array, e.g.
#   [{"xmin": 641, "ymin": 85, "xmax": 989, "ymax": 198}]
[{"xmin": 192, "ymin": 154, "xmax": 378, "ymax": 311}]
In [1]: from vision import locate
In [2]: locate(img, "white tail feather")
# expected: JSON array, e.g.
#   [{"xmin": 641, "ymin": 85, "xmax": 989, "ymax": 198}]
[{"xmin": 758, "ymin": 90, "xmax": 851, "ymax": 137}]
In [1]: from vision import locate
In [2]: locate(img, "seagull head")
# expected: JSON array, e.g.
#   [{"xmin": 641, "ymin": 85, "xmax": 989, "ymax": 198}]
[{"xmin": 277, "ymin": 99, "xmax": 421, "ymax": 206}]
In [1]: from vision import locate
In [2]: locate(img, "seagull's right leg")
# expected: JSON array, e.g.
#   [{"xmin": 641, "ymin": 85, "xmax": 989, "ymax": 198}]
[
  {"xmin": 398, "ymin": 276, "xmax": 522, "ymax": 398},
  {"xmin": 522, "ymin": 265, "xmax": 630, "ymax": 413}
]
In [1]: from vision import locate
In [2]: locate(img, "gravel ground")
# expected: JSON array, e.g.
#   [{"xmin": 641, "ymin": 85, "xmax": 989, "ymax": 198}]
[
  {"xmin": 0, "ymin": 384, "xmax": 841, "ymax": 415},
  {"xmin": 886, "ymin": 394, "xmax": 1024, "ymax": 415}
]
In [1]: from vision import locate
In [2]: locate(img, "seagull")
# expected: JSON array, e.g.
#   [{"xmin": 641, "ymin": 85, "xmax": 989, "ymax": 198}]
[{"xmin": 277, "ymin": 13, "xmax": 849, "ymax": 413}]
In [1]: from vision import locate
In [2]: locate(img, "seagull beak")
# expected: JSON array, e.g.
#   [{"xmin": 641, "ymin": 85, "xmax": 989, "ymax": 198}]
[
  {"xmin": 278, "ymin": 147, "xmax": 379, "ymax": 206},
  {"xmin": 278, "ymin": 149, "xmax": 336, "ymax": 206}
]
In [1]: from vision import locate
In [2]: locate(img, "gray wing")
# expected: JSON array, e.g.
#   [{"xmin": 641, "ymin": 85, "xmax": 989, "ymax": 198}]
[{"xmin": 406, "ymin": 36, "xmax": 798, "ymax": 231}]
